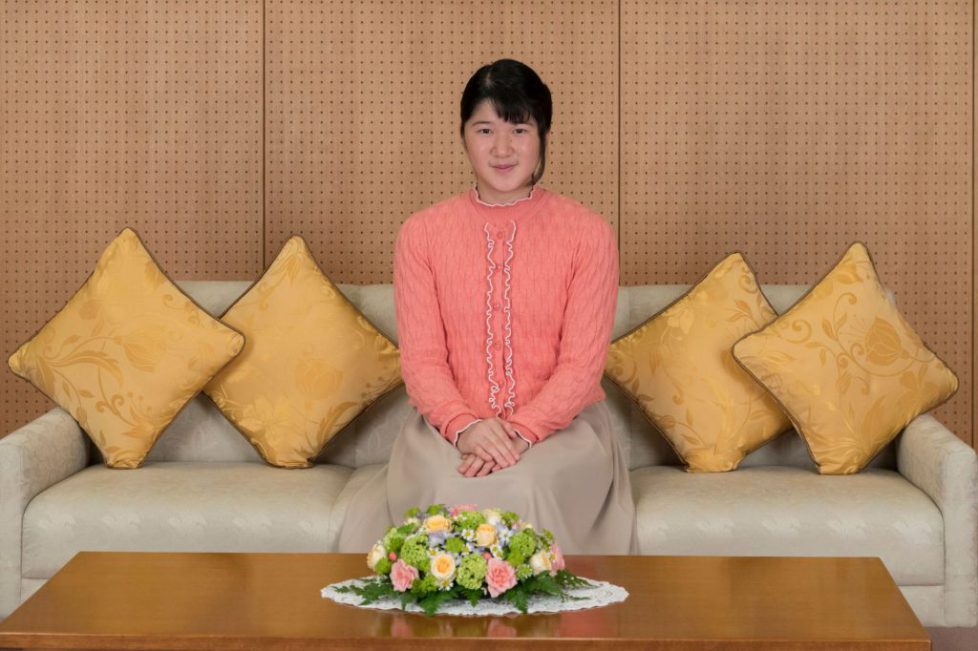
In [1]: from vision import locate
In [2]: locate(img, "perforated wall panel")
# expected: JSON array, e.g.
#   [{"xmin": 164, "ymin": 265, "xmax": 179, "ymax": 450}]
[
  {"xmin": 621, "ymin": 0, "xmax": 973, "ymax": 442},
  {"xmin": 264, "ymin": 0, "xmax": 618, "ymax": 281},
  {"xmin": 1, "ymin": 0, "xmax": 263, "ymax": 435}
]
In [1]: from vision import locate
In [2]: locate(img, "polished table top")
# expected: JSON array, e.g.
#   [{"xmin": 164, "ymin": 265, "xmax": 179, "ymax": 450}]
[{"xmin": 0, "ymin": 552, "xmax": 929, "ymax": 650}]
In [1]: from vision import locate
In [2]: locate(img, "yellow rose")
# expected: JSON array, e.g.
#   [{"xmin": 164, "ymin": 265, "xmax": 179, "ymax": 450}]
[
  {"xmin": 430, "ymin": 553, "xmax": 456, "ymax": 582},
  {"xmin": 423, "ymin": 514, "xmax": 451, "ymax": 534},
  {"xmin": 475, "ymin": 523, "xmax": 497, "ymax": 547}
]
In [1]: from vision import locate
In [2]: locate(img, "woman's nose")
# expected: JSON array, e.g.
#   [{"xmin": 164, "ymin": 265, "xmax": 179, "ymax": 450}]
[{"xmin": 491, "ymin": 134, "xmax": 514, "ymax": 156}]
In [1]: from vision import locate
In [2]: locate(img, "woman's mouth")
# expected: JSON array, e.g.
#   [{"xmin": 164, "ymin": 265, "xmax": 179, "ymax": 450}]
[{"xmin": 492, "ymin": 164, "xmax": 516, "ymax": 173}]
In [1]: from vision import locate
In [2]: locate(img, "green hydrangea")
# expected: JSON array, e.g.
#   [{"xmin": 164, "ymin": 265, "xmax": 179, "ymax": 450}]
[
  {"xmin": 508, "ymin": 531, "xmax": 536, "ymax": 558},
  {"xmin": 404, "ymin": 507, "xmax": 421, "ymax": 519},
  {"xmin": 455, "ymin": 511, "xmax": 486, "ymax": 530},
  {"xmin": 541, "ymin": 528, "xmax": 555, "ymax": 546},
  {"xmin": 515, "ymin": 564, "xmax": 533, "ymax": 581},
  {"xmin": 415, "ymin": 572, "xmax": 440, "ymax": 595},
  {"xmin": 399, "ymin": 535, "xmax": 430, "ymax": 571},
  {"xmin": 506, "ymin": 550, "xmax": 525, "ymax": 567},
  {"xmin": 383, "ymin": 530, "xmax": 406, "ymax": 554},
  {"xmin": 501, "ymin": 511, "xmax": 520, "ymax": 527},
  {"xmin": 456, "ymin": 554, "xmax": 488, "ymax": 590},
  {"xmin": 374, "ymin": 557, "xmax": 392, "ymax": 576},
  {"xmin": 426, "ymin": 504, "xmax": 447, "ymax": 516},
  {"xmin": 445, "ymin": 536, "xmax": 466, "ymax": 554}
]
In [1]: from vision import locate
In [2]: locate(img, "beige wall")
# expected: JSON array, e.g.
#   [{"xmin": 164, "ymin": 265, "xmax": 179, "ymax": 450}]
[{"xmin": 2, "ymin": 0, "xmax": 973, "ymax": 448}]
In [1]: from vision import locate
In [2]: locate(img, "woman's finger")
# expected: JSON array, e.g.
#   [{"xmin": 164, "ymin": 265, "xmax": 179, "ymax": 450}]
[
  {"xmin": 476, "ymin": 460, "xmax": 493, "ymax": 477},
  {"xmin": 484, "ymin": 436, "xmax": 515, "ymax": 467},
  {"xmin": 483, "ymin": 421, "xmax": 516, "ymax": 460},
  {"xmin": 458, "ymin": 454, "xmax": 476, "ymax": 474},
  {"xmin": 466, "ymin": 456, "xmax": 489, "ymax": 478}
]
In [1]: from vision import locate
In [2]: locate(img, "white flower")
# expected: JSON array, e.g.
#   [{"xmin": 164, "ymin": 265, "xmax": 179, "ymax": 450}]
[
  {"xmin": 366, "ymin": 542, "xmax": 386, "ymax": 571},
  {"xmin": 482, "ymin": 508, "xmax": 503, "ymax": 526},
  {"xmin": 430, "ymin": 552, "xmax": 457, "ymax": 582},
  {"xmin": 530, "ymin": 550, "xmax": 554, "ymax": 576}
]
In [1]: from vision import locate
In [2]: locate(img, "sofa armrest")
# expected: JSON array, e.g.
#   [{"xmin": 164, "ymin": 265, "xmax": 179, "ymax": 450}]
[
  {"xmin": 0, "ymin": 408, "xmax": 89, "ymax": 619},
  {"xmin": 897, "ymin": 413, "xmax": 978, "ymax": 626}
]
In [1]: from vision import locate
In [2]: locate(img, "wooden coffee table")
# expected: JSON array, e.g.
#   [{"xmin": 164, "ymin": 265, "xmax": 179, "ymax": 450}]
[{"xmin": 0, "ymin": 552, "xmax": 928, "ymax": 649}]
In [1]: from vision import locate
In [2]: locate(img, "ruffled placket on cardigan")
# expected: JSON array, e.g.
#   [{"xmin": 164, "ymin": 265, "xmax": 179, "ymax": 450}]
[{"xmin": 467, "ymin": 185, "xmax": 549, "ymax": 428}]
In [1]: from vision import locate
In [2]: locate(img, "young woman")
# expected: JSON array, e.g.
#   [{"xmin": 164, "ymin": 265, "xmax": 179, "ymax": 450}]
[{"xmin": 338, "ymin": 59, "xmax": 637, "ymax": 555}]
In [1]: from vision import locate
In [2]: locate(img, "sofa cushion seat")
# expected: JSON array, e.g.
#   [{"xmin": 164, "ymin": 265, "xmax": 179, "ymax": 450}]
[
  {"xmin": 631, "ymin": 466, "xmax": 944, "ymax": 585},
  {"xmin": 22, "ymin": 462, "xmax": 352, "ymax": 580}
]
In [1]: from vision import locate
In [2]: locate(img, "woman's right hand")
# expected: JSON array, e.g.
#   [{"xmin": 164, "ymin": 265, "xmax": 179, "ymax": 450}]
[{"xmin": 456, "ymin": 417, "xmax": 521, "ymax": 469}]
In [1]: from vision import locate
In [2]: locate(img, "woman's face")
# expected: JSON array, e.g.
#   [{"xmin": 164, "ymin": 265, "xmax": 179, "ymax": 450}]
[{"xmin": 462, "ymin": 100, "xmax": 544, "ymax": 204}]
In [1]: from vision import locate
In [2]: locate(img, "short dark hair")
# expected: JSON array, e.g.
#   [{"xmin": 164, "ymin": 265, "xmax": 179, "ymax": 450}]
[{"xmin": 460, "ymin": 59, "xmax": 553, "ymax": 184}]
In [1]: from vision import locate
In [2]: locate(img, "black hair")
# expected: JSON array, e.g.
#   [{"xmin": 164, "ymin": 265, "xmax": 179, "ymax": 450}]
[{"xmin": 460, "ymin": 59, "xmax": 553, "ymax": 185}]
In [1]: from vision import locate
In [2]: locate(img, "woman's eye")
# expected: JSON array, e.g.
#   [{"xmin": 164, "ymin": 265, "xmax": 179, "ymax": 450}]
[{"xmin": 514, "ymin": 128, "xmax": 528, "ymax": 134}]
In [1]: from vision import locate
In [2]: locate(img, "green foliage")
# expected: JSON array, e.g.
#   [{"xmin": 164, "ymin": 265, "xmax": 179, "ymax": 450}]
[
  {"xmin": 501, "ymin": 511, "xmax": 519, "ymax": 527},
  {"xmin": 404, "ymin": 507, "xmax": 420, "ymax": 519},
  {"xmin": 426, "ymin": 504, "xmax": 447, "ymax": 516}
]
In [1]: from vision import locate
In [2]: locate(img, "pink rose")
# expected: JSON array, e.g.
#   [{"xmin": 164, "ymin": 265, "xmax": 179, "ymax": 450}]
[
  {"xmin": 390, "ymin": 559, "xmax": 419, "ymax": 592},
  {"xmin": 449, "ymin": 503, "xmax": 479, "ymax": 517},
  {"xmin": 551, "ymin": 544, "xmax": 566, "ymax": 571},
  {"xmin": 485, "ymin": 558, "xmax": 517, "ymax": 598}
]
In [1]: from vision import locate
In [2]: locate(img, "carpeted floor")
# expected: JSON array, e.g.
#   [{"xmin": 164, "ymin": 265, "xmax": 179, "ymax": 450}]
[{"xmin": 927, "ymin": 626, "xmax": 978, "ymax": 650}]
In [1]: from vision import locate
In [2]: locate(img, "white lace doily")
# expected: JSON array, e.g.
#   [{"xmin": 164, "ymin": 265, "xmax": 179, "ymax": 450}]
[{"xmin": 321, "ymin": 576, "xmax": 628, "ymax": 616}]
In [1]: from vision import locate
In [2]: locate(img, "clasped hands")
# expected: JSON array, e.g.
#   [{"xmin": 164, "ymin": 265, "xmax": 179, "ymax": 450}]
[{"xmin": 456, "ymin": 417, "xmax": 530, "ymax": 478}]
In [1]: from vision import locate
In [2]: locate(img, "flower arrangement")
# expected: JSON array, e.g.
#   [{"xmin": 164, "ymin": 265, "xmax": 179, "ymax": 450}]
[{"xmin": 333, "ymin": 504, "xmax": 596, "ymax": 615}]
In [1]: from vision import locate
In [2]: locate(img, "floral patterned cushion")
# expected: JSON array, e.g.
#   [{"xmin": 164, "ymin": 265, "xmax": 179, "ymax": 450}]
[
  {"xmin": 204, "ymin": 236, "xmax": 402, "ymax": 468},
  {"xmin": 7, "ymin": 228, "xmax": 244, "ymax": 468},
  {"xmin": 733, "ymin": 243, "xmax": 958, "ymax": 474},
  {"xmin": 605, "ymin": 253, "xmax": 791, "ymax": 472}
]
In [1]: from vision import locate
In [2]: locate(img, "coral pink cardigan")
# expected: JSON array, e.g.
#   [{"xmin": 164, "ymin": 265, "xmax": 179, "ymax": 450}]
[{"xmin": 393, "ymin": 185, "xmax": 619, "ymax": 446}]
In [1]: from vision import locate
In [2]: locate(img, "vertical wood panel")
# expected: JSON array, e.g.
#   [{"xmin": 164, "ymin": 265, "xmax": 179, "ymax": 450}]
[
  {"xmin": 620, "ymin": 0, "xmax": 974, "ymax": 443},
  {"xmin": 0, "ymin": 0, "xmax": 263, "ymax": 435},
  {"xmin": 264, "ymin": 0, "xmax": 618, "ymax": 283}
]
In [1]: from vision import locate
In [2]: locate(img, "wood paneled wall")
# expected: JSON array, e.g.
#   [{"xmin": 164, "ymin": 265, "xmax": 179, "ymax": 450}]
[{"xmin": 2, "ymin": 0, "xmax": 973, "ymax": 448}]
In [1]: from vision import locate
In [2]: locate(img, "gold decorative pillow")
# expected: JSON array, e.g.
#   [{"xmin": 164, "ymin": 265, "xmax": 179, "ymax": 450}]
[
  {"xmin": 8, "ymin": 228, "xmax": 245, "ymax": 469},
  {"xmin": 204, "ymin": 236, "xmax": 402, "ymax": 468},
  {"xmin": 732, "ymin": 242, "xmax": 958, "ymax": 475},
  {"xmin": 605, "ymin": 253, "xmax": 791, "ymax": 472}
]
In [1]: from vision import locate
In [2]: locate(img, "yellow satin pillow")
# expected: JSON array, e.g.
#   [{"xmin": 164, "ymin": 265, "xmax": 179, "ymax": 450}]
[
  {"xmin": 8, "ymin": 228, "xmax": 245, "ymax": 469},
  {"xmin": 605, "ymin": 253, "xmax": 791, "ymax": 472},
  {"xmin": 733, "ymin": 243, "xmax": 958, "ymax": 475},
  {"xmin": 204, "ymin": 236, "xmax": 402, "ymax": 468}
]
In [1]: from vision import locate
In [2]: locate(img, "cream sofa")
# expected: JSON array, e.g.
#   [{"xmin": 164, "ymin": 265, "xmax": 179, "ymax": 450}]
[{"xmin": 1, "ymin": 281, "xmax": 976, "ymax": 626}]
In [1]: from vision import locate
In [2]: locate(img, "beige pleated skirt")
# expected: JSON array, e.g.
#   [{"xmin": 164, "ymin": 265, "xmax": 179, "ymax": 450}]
[{"xmin": 337, "ymin": 400, "xmax": 638, "ymax": 555}]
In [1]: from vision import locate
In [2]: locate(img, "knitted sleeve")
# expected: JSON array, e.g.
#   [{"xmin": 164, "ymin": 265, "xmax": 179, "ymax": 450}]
[
  {"xmin": 394, "ymin": 215, "xmax": 482, "ymax": 445},
  {"xmin": 507, "ymin": 217, "xmax": 619, "ymax": 444}
]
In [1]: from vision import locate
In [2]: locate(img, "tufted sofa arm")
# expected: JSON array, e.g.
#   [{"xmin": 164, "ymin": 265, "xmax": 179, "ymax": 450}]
[
  {"xmin": 897, "ymin": 413, "xmax": 978, "ymax": 626},
  {"xmin": 0, "ymin": 408, "xmax": 89, "ymax": 619}
]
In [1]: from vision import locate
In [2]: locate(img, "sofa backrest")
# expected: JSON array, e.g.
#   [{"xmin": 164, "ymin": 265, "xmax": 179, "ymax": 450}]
[{"xmin": 144, "ymin": 281, "xmax": 896, "ymax": 471}]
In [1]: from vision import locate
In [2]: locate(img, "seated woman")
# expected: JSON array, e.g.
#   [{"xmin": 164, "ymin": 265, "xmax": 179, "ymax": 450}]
[{"xmin": 338, "ymin": 59, "xmax": 637, "ymax": 555}]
